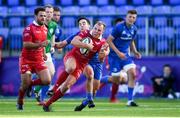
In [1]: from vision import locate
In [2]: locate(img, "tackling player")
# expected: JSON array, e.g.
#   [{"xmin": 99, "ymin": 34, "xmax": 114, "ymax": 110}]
[{"xmin": 43, "ymin": 21, "xmax": 107, "ymax": 112}]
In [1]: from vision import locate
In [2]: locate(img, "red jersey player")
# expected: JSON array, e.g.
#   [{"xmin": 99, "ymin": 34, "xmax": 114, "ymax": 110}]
[
  {"xmin": 17, "ymin": 7, "xmax": 51, "ymax": 110},
  {"xmin": 43, "ymin": 21, "xmax": 107, "ymax": 112}
]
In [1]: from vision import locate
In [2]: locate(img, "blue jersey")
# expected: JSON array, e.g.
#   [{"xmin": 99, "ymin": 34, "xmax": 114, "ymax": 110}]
[
  {"xmin": 55, "ymin": 25, "xmax": 62, "ymax": 42},
  {"xmin": 66, "ymin": 32, "xmax": 79, "ymax": 44},
  {"xmin": 110, "ymin": 22, "xmax": 137, "ymax": 57}
]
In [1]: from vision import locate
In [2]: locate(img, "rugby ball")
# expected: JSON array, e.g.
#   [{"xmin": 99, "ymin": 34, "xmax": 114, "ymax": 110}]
[{"xmin": 80, "ymin": 37, "xmax": 91, "ymax": 55}]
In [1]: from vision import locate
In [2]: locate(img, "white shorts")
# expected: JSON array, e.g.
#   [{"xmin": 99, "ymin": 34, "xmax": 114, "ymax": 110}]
[{"xmin": 45, "ymin": 53, "xmax": 53, "ymax": 63}]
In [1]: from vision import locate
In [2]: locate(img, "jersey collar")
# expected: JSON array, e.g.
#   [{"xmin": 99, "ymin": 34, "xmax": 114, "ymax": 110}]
[{"xmin": 33, "ymin": 20, "xmax": 41, "ymax": 26}]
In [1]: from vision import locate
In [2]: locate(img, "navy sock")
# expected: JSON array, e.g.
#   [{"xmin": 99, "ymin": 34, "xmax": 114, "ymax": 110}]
[
  {"xmin": 82, "ymin": 99, "xmax": 89, "ymax": 106},
  {"xmin": 128, "ymin": 87, "xmax": 134, "ymax": 101},
  {"xmin": 87, "ymin": 92, "xmax": 93, "ymax": 101}
]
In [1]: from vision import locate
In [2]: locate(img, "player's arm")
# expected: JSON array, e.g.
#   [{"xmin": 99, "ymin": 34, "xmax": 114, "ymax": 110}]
[
  {"xmin": 98, "ymin": 43, "xmax": 110, "ymax": 62},
  {"xmin": 55, "ymin": 33, "xmax": 77, "ymax": 49},
  {"xmin": 23, "ymin": 41, "xmax": 48, "ymax": 49},
  {"xmin": 130, "ymin": 40, "xmax": 141, "ymax": 59},
  {"xmin": 71, "ymin": 35, "xmax": 93, "ymax": 50},
  {"xmin": 106, "ymin": 35, "xmax": 126, "ymax": 59}
]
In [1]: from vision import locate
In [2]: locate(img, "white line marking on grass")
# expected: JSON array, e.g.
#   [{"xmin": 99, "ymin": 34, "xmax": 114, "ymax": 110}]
[{"xmin": 0, "ymin": 116, "xmax": 178, "ymax": 118}]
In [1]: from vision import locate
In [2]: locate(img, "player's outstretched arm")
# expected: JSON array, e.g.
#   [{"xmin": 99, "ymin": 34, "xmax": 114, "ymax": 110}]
[{"xmin": 54, "ymin": 40, "xmax": 68, "ymax": 49}]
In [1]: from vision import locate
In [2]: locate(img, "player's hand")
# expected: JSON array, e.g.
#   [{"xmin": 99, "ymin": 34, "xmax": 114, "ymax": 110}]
[
  {"xmin": 54, "ymin": 41, "xmax": 67, "ymax": 49},
  {"xmin": 43, "ymin": 54, "xmax": 47, "ymax": 61},
  {"xmin": 101, "ymin": 43, "xmax": 109, "ymax": 51},
  {"xmin": 39, "ymin": 40, "xmax": 48, "ymax": 47},
  {"xmin": 134, "ymin": 51, "xmax": 141, "ymax": 59},
  {"xmin": 50, "ymin": 47, "xmax": 55, "ymax": 53},
  {"xmin": 106, "ymin": 64, "xmax": 110, "ymax": 70},
  {"xmin": 87, "ymin": 43, "xmax": 94, "ymax": 51},
  {"xmin": 117, "ymin": 52, "xmax": 126, "ymax": 60}
]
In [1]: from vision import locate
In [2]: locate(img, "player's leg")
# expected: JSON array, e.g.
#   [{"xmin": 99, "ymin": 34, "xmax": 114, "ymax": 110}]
[
  {"xmin": 74, "ymin": 65, "xmax": 94, "ymax": 111},
  {"xmin": 47, "ymin": 57, "xmax": 75, "ymax": 96},
  {"xmin": 17, "ymin": 73, "xmax": 32, "ymax": 110},
  {"xmin": 84, "ymin": 65, "xmax": 94, "ymax": 103},
  {"xmin": 124, "ymin": 63, "xmax": 138, "ymax": 106},
  {"xmin": 39, "ymin": 61, "xmax": 55, "ymax": 101},
  {"xmin": 92, "ymin": 63, "xmax": 102, "ymax": 98},
  {"xmin": 105, "ymin": 56, "xmax": 122, "ymax": 102},
  {"xmin": 43, "ymin": 57, "xmax": 79, "ymax": 112},
  {"xmin": 110, "ymin": 70, "xmax": 128, "ymax": 103}
]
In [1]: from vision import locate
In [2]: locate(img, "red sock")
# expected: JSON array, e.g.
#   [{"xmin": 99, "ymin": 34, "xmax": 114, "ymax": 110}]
[
  {"xmin": 31, "ymin": 79, "xmax": 43, "ymax": 86},
  {"xmin": 53, "ymin": 71, "xmax": 68, "ymax": 92},
  {"xmin": 111, "ymin": 83, "xmax": 119, "ymax": 100},
  {"xmin": 45, "ymin": 89, "xmax": 64, "ymax": 106},
  {"xmin": 17, "ymin": 88, "xmax": 25, "ymax": 105},
  {"xmin": 99, "ymin": 83, "xmax": 106, "ymax": 89}
]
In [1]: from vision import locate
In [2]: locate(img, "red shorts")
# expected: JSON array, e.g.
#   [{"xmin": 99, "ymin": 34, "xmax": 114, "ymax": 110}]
[
  {"xmin": 19, "ymin": 58, "xmax": 47, "ymax": 74},
  {"xmin": 64, "ymin": 52, "xmax": 87, "ymax": 79}
]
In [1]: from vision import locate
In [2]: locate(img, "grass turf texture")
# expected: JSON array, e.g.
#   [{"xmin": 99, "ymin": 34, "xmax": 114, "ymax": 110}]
[{"xmin": 0, "ymin": 98, "xmax": 179, "ymax": 117}]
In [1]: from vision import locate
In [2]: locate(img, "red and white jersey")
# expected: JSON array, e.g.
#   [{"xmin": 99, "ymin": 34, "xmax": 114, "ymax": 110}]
[
  {"xmin": 67, "ymin": 30, "xmax": 106, "ymax": 65},
  {"xmin": 20, "ymin": 21, "xmax": 47, "ymax": 64}
]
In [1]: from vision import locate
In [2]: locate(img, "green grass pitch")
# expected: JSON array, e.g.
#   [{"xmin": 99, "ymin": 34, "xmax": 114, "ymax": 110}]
[{"xmin": 0, "ymin": 98, "xmax": 180, "ymax": 118}]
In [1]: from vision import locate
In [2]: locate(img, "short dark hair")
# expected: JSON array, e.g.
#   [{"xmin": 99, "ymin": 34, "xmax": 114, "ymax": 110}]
[
  {"xmin": 127, "ymin": 10, "xmax": 137, "ymax": 15},
  {"xmin": 44, "ymin": 4, "xmax": 53, "ymax": 9},
  {"xmin": 53, "ymin": 6, "xmax": 61, "ymax": 12},
  {"xmin": 114, "ymin": 18, "xmax": 124, "ymax": 25},
  {"xmin": 34, "ymin": 7, "xmax": 45, "ymax": 15},
  {"xmin": 163, "ymin": 64, "xmax": 171, "ymax": 68},
  {"xmin": 77, "ymin": 17, "xmax": 90, "ymax": 25}
]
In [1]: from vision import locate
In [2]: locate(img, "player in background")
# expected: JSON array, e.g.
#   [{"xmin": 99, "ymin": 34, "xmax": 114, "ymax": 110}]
[
  {"xmin": 34, "ymin": 6, "xmax": 62, "ymax": 103},
  {"xmin": 106, "ymin": 10, "xmax": 141, "ymax": 106},
  {"xmin": 109, "ymin": 18, "xmax": 125, "ymax": 103},
  {"xmin": 43, "ymin": 21, "xmax": 107, "ymax": 112},
  {"xmin": 17, "ymin": 7, "xmax": 51, "ymax": 110}
]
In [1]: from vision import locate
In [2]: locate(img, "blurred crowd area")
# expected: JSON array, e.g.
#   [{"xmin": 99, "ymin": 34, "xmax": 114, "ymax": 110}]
[{"xmin": 1, "ymin": 0, "xmax": 180, "ymax": 57}]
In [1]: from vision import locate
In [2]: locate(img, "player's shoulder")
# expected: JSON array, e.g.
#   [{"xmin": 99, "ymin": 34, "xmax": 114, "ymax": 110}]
[
  {"xmin": 24, "ymin": 23, "xmax": 33, "ymax": 32},
  {"xmin": 116, "ymin": 22, "xmax": 124, "ymax": 28},
  {"xmin": 79, "ymin": 30, "xmax": 90, "ymax": 36},
  {"xmin": 132, "ymin": 24, "xmax": 138, "ymax": 31},
  {"xmin": 49, "ymin": 20, "xmax": 57, "ymax": 26}
]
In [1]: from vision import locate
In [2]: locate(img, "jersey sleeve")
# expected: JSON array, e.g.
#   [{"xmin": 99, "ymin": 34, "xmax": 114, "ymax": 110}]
[
  {"xmin": 23, "ymin": 26, "xmax": 32, "ymax": 42},
  {"xmin": 97, "ymin": 41, "xmax": 106, "ymax": 52},
  {"xmin": 132, "ymin": 28, "xmax": 137, "ymax": 40},
  {"xmin": 66, "ymin": 32, "xmax": 79, "ymax": 44},
  {"xmin": 111, "ymin": 24, "xmax": 121, "ymax": 39}
]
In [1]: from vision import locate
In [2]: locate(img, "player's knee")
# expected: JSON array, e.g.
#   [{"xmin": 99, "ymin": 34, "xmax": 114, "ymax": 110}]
[
  {"xmin": 50, "ymin": 70, "xmax": 55, "ymax": 77},
  {"xmin": 93, "ymin": 86, "xmax": 99, "ymax": 91},
  {"xmin": 65, "ymin": 67, "xmax": 75, "ymax": 74},
  {"xmin": 42, "ymin": 79, "xmax": 51, "ymax": 85},
  {"xmin": 130, "ymin": 72, "xmax": 136, "ymax": 80}
]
